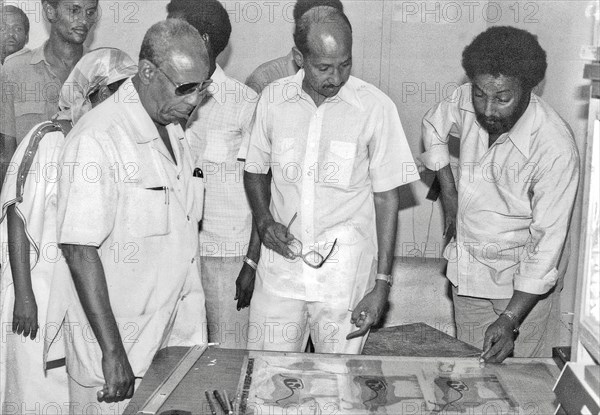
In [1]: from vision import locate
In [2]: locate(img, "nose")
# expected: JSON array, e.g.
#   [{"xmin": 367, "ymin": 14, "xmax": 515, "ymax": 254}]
[
  {"xmin": 329, "ymin": 68, "xmax": 342, "ymax": 86},
  {"xmin": 484, "ymin": 99, "xmax": 496, "ymax": 118},
  {"xmin": 184, "ymin": 89, "xmax": 203, "ymax": 108}
]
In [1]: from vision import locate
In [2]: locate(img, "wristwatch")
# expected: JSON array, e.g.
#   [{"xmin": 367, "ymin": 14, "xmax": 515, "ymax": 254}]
[
  {"xmin": 375, "ymin": 273, "xmax": 393, "ymax": 287},
  {"xmin": 500, "ymin": 310, "xmax": 520, "ymax": 336}
]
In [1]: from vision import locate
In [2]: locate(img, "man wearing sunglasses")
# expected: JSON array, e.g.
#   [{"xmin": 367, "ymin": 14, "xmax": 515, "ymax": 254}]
[
  {"xmin": 56, "ymin": 20, "xmax": 210, "ymax": 408},
  {"xmin": 244, "ymin": 8, "xmax": 419, "ymax": 354}
]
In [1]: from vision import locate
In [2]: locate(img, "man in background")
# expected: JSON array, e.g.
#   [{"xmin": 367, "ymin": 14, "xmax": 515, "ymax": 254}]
[
  {"xmin": 0, "ymin": 5, "xmax": 29, "ymax": 65},
  {"xmin": 167, "ymin": 0, "xmax": 260, "ymax": 349},
  {"xmin": 245, "ymin": 0, "xmax": 344, "ymax": 93},
  {"xmin": 421, "ymin": 26, "xmax": 579, "ymax": 363},
  {"xmin": 0, "ymin": 0, "xmax": 98, "ymax": 193}
]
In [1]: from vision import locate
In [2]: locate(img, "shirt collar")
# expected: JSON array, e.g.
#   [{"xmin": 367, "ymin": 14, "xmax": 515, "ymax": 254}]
[
  {"xmin": 119, "ymin": 78, "xmax": 185, "ymax": 144},
  {"xmin": 29, "ymin": 42, "xmax": 48, "ymax": 65},
  {"xmin": 283, "ymin": 69, "xmax": 361, "ymax": 109},
  {"xmin": 505, "ymin": 95, "xmax": 536, "ymax": 158},
  {"xmin": 207, "ymin": 64, "xmax": 228, "ymax": 105}
]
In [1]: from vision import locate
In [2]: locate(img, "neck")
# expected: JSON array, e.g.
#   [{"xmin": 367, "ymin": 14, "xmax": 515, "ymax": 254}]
[
  {"xmin": 302, "ymin": 79, "xmax": 326, "ymax": 107},
  {"xmin": 45, "ymin": 34, "xmax": 84, "ymax": 68}
]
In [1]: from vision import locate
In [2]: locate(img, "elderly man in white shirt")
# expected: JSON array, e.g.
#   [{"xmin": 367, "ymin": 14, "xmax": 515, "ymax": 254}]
[
  {"xmin": 56, "ymin": 20, "xmax": 210, "ymax": 410},
  {"xmin": 421, "ymin": 26, "xmax": 579, "ymax": 363},
  {"xmin": 244, "ymin": 7, "xmax": 419, "ymax": 354}
]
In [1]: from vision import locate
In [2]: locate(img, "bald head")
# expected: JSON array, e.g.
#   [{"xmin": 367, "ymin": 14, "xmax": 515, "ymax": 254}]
[{"xmin": 294, "ymin": 7, "xmax": 352, "ymax": 57}]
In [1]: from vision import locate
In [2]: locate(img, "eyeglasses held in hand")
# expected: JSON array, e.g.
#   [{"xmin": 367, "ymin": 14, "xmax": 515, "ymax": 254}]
[
  {"xmin": 154, "ymin": 65, "xmax": 213, "ymax": 96},
  {"xmin": 286, "ymin": 212, "xmax": 337, "ymax": 269}
]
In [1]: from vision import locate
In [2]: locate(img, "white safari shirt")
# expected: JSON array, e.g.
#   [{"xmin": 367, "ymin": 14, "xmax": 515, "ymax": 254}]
[
  {"xmin": 54, "ymin": 79, "xmax": 206, "ymax": 386},
  {"xmin": 421, "ymin": 83, "xmax": 579, "ymax": 299},
  {"xmin": 245, "ymin": 70, "xmax": 419, "ymax": 308},
  {"xmin": 186, "ymin": 65, "xmax": 258, "ymax": 257}
]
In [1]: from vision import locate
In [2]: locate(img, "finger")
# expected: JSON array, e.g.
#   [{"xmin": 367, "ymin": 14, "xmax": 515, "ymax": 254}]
[
  {"xmin": 30, "ymin": 323, "xmax": 38, "ymax": 340},
  {"xmin": 97, "ymin": 385, "xmax": 109, "ymax": 402},
  {"xmin": 15, "ymin": 322, "xmax": 24, "ymax": 335},
  {"xmin": 126, "ymin": 381, "xmax": 135, "ymax": 399},
  {"xmin": 482, "ymin": 337, "xmax": 506, "ymax": 363},
  {"xmin": 12, "ymin": 320, "xmax": 19, "ymax": 334},
  {"xmin": 481, "ymin": 331, "xmax": 495, "ymax": 357},
  {"xmin": 22, "ymin": 323, "xmax": 31, "ymax": 338}
]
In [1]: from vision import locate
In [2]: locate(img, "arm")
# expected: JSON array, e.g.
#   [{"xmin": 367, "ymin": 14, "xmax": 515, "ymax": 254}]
[
  {"xmin": 347, "ymin": 188, "xmax": 399, "ymax": 339},
  {"xmin": 235, "ymin": 217, "xmax": 261, "ymax": 310},
  {"xmin": 0, "ymin": 133, "xmax": 17, "ymax": 194},
  {"xmin": 7, "ymin": 205, "xmax": 37, "ymax": 339},
  {"xmin": 244, "ymin": 170, "xmax": 293, "ymax": 259},
  {"xmin": 436, "ymin": 164, "xmax": 458, "ymax": 242},
  {"xmin": 481, "ymin": 143, "xmax": 580, "ymax": 363},
  {"xmin": 61, "ymin": 244, "xmax": 135, "ymax": 402}
]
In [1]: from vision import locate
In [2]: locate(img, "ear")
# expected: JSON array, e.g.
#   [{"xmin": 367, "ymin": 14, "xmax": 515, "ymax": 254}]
[
  {"xmin": 43, "ymin": 1, "xmax": 58, "ymax": 22},
  {"xmin": 138, "ymin": 59, "xmax": 156, "ymax": 86},
  {"xmin": 292, "ymin": 46, "xmax": 304, "ymax": 69}
]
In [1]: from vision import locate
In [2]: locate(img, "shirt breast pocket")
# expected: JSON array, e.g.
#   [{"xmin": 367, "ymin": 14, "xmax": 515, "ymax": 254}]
[
  {"xmin": 325, "ymin": 140, "xmax": 356, "ymax": 187},
  {"xmin": 272, "ymin": 137, "xmax": 296, "ymax": 168},
  {"xmin": 124, "ymin": 187, "xmax": 170, "ymax": 238},
  {"xmin": 14, "ymin": 100, "xmax": 46, "ymax": 118}
]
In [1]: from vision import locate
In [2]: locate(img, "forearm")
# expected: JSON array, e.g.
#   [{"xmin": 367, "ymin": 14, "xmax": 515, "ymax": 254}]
[
  {"xmin": 61, "ymin": 244, "xmax": 125, "ymax": 355},
  {"xmin": 374, "ymin": 188, "xmax": 399, "ymax": 275},
  {"xmin": 245, "ymin": 219, "xmax": 262, "ymax": 262},
  {"xmin": 0, "ymin": 133, "xmax": 17, "ymax": 194},
  {"xmin": 244, "ymin": 170, "xmax": 273, "ymax": 229},
  {"xmin": 436, "ymin": 164, "xmax": 457, "ymax": 203},
  {"xmin": 7, "ymin": 205, "xmax": 33, "ymax": 296},
  {"xmin": 501, "ymin": 290, "xmax": 540, "ymax": 327}
]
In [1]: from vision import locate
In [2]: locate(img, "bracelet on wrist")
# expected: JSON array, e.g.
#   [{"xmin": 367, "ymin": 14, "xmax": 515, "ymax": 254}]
[
  {"xmin": 243, "ymin": 256, "xmax": 258, "ymax": 270},
  {"xmin": 500, "ymin": 310, "xmax": 520, "ymax": 336}
]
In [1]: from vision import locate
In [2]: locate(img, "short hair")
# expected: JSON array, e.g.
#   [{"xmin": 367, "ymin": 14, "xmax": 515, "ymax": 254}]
[
  {"xmin": 139, "ymin": 19, "xmax": 203, "ymax": 67},
  {"xmin": 462, "ymin": 26, "xmax": 547, "ymax": 92},
  {"xmin": 293, "ymin": 0, "xmax": 344, "ymax": 22},
  {"xmin": 1, "ymin": 5, "xmax": 30, "ymax": 34},
  {"xmin": 166, "ymin": 0, "xmax": 231, "ymax": 57},
  {"xmin": 293, "ymin": 8, "xmax": 352, "ymax": 56}
]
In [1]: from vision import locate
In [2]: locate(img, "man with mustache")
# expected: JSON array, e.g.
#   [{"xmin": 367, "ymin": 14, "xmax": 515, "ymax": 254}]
[
  {"xmin": 244, "ymin": 7, "xmax": 418, "ymax": 354},
  {"xmin": 0, "ymin": 0, "xmax": 97, "ymax": 194},
  {"xmin": 0, "ymin": 5, "xmax": 29, "ymax": 65},
  {"xmin": 421, "ymin": 26, "xmax": 579, "ymax": 363},
  {"xmin": 57, "ymin": 19, "xmax": 209, "ymax": 410}
]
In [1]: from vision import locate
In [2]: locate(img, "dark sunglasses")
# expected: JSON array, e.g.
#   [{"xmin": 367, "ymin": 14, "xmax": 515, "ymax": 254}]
[{"xmin": 155, "ymin": 65, "xmax": 212, "ymax": 96}]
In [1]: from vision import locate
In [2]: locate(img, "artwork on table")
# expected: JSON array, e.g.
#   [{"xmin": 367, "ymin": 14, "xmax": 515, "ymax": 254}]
[{"xmin": 237, "ymin": 353, "xmax": 558, "ymax": 415}]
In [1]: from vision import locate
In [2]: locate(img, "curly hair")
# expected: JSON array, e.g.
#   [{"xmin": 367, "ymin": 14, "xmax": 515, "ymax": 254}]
[
  {"xmin": 462, "ymin": 26, "xmax": 547, "ymax": 91},
  {"xmin": 166, "ymin": 0, "xmax": 231, "ymax": 57}
]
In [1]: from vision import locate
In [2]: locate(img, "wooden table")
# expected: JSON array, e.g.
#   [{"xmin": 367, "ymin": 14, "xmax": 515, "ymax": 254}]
[{"xmin": 125, "ymin": 323, "xmax": 557, "ymax": 415}]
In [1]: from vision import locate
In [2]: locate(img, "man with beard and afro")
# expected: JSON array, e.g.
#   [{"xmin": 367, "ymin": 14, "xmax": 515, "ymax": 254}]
[{"xmin": 421, "ymin": 26, "xmax": 579, "ymax": 363}]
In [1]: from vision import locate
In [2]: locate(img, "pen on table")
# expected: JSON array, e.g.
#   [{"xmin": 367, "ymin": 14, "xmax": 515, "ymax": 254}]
[
  {"xmin": 205, "ymin": 390, "xmax": 218, "ymax": 415},
  {"xmin": 213, "ymin": 390, "xmax": 229, "ymax": 414},
  {"xmin": 223, "ymin": 390, "xmax": 234, "ymax": 415}
]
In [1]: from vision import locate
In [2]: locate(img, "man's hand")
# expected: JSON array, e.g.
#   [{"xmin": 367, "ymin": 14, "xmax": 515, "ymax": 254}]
[
  {"xmin": 98, "ymin": 350, "xmax": 135, "ymax": 402},
  {"xmin": 257, "ymin": 220, "xmax": 294, "ymax": 259},
  {"xmin": 13, "ymin": 293, "xmax": 38, "ymax": 339},
  {"xmin": 346, "ymin": 282, "xmax": 389, "ymax": 340},
  {"xmin": 235, "ymin": 262, "xmax": 256, "ymax": 310},
  {"xmin": 480, "ymin": 315, "xmax": 515, "ymax": 363}
]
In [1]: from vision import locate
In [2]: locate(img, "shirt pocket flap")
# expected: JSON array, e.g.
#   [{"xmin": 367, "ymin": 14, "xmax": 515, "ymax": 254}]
[
  {"xmin": 124, "ymin": 187, "xmax": 170, "ymax": 237},
  {"xmin": 328, "ymin": 141, "xmax": 356, "ymax": 159},
  {"xmin": 14, "ymin": 100, "xmax": 46, "ymax": 117}
]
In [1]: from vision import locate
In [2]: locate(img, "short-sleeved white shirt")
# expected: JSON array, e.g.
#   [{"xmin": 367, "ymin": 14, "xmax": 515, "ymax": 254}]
[
  {"xmin": 55, "ymin": 78, "xmax": 206, "ymax": 386},
  {"xmin": 245, "ymin": 70, "xmax": 419, "ymax": 307},
  {"xmin": 186, "ymin": 65, "xmax": 258, "ymax": 257}
]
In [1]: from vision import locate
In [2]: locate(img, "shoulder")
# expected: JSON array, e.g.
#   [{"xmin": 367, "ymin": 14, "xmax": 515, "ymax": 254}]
[
  {"xmin": 2, "ymin": 49, "xmax": 35, "ymax": 75},
  {"xmin": 531, "ymin": 95, "xmax": 578, "ymax": 154},
  {"xmin": 222, "ymin": 72, "xmax": 259, "ymax": 101}
]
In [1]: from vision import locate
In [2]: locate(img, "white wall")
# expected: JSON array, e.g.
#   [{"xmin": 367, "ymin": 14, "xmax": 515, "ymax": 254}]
[{"xmin": 8, "ymin": 0, "xmax": 594, "ymax": 263}]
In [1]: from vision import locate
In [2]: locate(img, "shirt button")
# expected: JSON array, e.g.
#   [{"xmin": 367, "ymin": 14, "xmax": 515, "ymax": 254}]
[
  {"xmin": 177, "ymin": 174, "xmax": 180, "ymax": 180},
  {"xmin": 191, "ymin": 258, "xmax": 195, "ymax": 263},
  {"xmin": 187, "ymin": 215, "xmax": 190, "ymax": 221},
  {"xmin": 307, "ymin": 171, "xmax": 312, "ymax": 176}
]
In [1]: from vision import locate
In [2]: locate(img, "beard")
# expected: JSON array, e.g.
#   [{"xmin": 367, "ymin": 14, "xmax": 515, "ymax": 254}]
[{"xmin": 476, "ymin": 94, "xmax": 531, "ymax": 135}]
